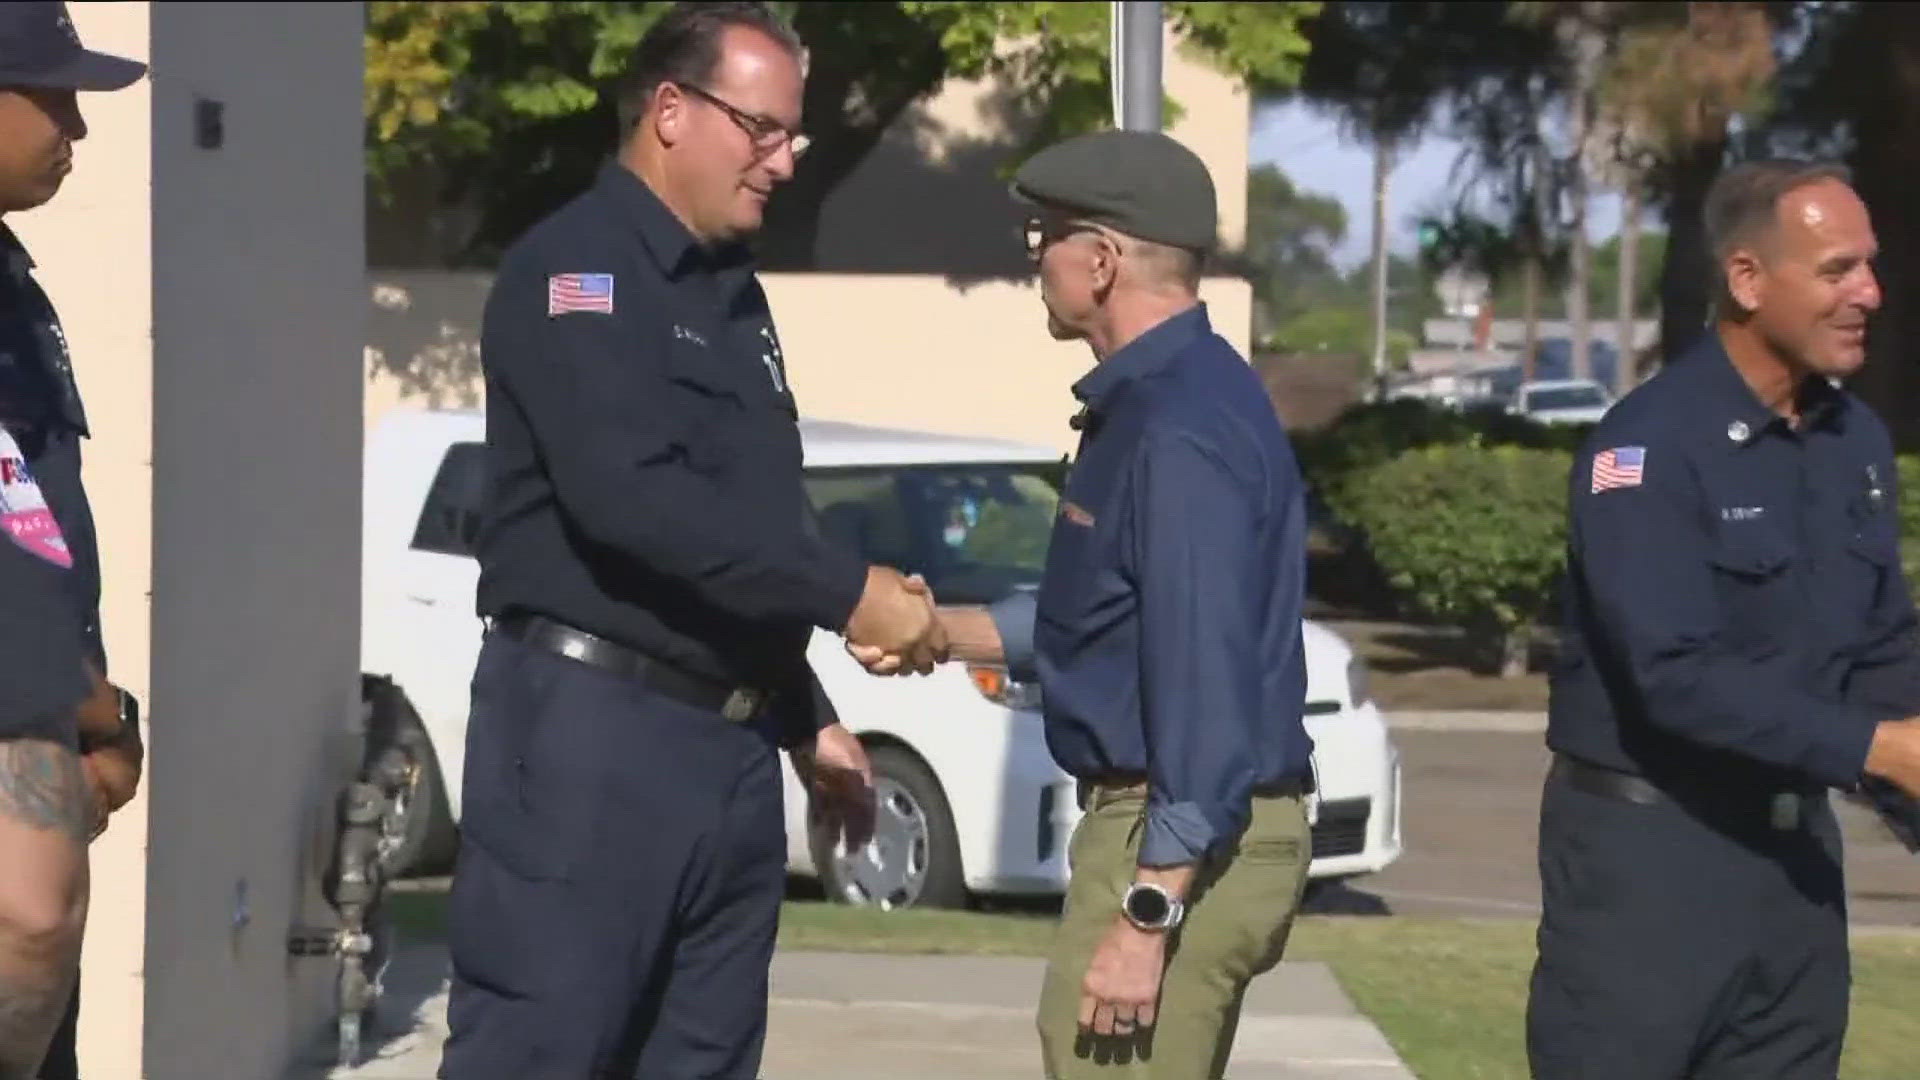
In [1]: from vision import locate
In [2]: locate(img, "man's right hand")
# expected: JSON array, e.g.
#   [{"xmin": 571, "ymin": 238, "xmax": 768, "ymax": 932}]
[
  {"xmin": 76, "ymin": 661, "xmax": 120, "ymax": 745},
  {"xmin": 844, "ymin": 566, "xmax": 946, "ymax": 675},
  {"xmin": 1864, "ymin": 718, "xmax": 1920, "ymax": 798}
]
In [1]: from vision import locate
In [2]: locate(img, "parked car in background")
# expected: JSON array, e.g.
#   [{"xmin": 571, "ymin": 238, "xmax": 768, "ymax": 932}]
[
  {"xmin": 1512, "ymin": 378, "xmax": 1615, "ymax": 425},
  {"xmin": 361, "ymin": 410, "xmax": 1404, "ymax": 908}
]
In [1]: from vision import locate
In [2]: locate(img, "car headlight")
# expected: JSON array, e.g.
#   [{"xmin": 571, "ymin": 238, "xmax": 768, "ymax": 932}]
[
  {"xmin": 1346, "ymin": 655, "xmax": 1372, "ymax": 709},
  {"xmin": 968, "ymin": 664, "xmax": 1043, "ymax": 710}
]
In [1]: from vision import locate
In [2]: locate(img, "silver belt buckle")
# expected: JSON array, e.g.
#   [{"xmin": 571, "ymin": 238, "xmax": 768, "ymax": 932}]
[
  {"xmin": 721, "ymin": 689, "xmax": 762, "ymax": 723},
  {"xmin": 1770, "ymin": 792, "xmax": 1802, "ymax": 831}
]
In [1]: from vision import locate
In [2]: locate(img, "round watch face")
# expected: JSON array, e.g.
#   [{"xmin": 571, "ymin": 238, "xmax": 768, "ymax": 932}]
[{"xmin": 1126, "ymin": 886, "xmax": 1170, "ymax": 925}]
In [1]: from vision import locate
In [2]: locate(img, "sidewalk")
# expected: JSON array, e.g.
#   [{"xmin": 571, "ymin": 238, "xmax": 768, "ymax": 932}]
[{"xmin": 324, "ymin": 946, "xmax": 1415, "ymax": 1079}]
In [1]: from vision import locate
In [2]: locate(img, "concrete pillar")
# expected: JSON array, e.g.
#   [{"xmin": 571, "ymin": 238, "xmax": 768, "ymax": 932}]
[{"xmin": 10, "ymin": 3, "xmax": 366, "ymax": 1076}]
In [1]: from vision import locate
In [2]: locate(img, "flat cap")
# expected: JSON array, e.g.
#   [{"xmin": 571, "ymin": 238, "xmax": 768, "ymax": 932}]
[{"xmin": 1012, "ymin": 129, "xmax": 1217, "ymax": 253}]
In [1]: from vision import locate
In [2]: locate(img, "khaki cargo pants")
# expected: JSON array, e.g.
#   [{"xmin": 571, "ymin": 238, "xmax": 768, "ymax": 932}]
[{"xmin": 1037, "ymin": 782, "xmax": 1312, "ymax": 1079}]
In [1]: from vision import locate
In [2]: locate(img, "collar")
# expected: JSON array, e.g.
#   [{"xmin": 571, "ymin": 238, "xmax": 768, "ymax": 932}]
[
  {"xmin": 1070, "ymin": 303, "xmax": 1210, "ymax": 420},
  {"xmin": 1692, "ymin": 332, "xmax": 1848, "ymax": 447},
  {"xmin": 0, "ymin": 222, "xmax": 32, "ymax": 278},
  {"xmin": 594, "ymin": 160, "xmax": 757, "ymax": 281}
]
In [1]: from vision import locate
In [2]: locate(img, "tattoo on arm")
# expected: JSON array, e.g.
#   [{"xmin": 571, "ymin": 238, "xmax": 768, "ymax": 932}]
[
  {"xmin": 0, "ymin": 740, "xmax": 91, "ymax": 842},
  {"xmin": 0, "ymin": 739, "xmax": 87, "ymax": 1076}
]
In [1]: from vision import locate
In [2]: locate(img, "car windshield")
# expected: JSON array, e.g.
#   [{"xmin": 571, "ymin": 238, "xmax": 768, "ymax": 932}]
[
  {"xmin": 1527, "ymin": 385, "xmax": 1607, "ymax": 411},
  {"xmin": 806, "ymin": 461, "xmax": 1065, "ymax": 606}
]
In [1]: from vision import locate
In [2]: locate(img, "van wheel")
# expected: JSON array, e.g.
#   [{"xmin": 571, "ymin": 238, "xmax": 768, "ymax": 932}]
[
  {"xmin": 810, "ymin": 744, "xmax": 965, "ymax": 911},
  {"xmin": 368, "ymin": 683, "xmax": 458, "ymax": 878}
]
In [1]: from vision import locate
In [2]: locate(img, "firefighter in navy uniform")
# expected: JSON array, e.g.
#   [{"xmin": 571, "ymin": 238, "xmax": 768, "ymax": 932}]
[
  {"xmin": 1528, "ymin": 159, "xmax": 1920, "ymax": 1078},
  {"xmin": 0, "ymin": 3, "xmax": 147, "ymax": 1076},
  {"xmin": 436, "ymin": 6, "xmax": 946, "ymax": 1078}
]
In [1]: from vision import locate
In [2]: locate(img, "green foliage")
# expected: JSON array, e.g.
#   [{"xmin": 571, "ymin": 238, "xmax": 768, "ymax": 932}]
[
  {"xmin": 1897, "ymin": 454, "xmax": 1920, "ymax": 586},
  {"xmin": 366, "ymin": 1, "xmax": 1321, "ymax": 264},
  {"xmin": 1342, "ymin": 443, "xmax": 1571, "ymax": 659},
  {"xmin": 1297, "ymin": 398, "xmax": 1587, "ymax": 529}
]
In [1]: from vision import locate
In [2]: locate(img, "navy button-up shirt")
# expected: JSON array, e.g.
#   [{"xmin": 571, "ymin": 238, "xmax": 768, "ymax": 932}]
[
  {"xmin": 474, "ymin": 161, "xmax": 866, "ymax": 746},
  {"xmin": 1550, "ymin": 332, "xmax": 1920, "ymax": 792},
  {"xmin": 995, "ymin": 304, "xmax": 1313, "ymax": 867}
]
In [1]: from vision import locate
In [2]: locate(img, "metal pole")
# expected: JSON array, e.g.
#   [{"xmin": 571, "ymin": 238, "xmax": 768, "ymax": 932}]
[{"xmin": 1115, "ymin": 1, "xmax": 1162, "ymax": 132}]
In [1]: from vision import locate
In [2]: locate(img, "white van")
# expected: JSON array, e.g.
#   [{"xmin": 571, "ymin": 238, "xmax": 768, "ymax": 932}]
[{"xmin": 360, "ymin": 410, "xmax": 1403, "ymax": 908}]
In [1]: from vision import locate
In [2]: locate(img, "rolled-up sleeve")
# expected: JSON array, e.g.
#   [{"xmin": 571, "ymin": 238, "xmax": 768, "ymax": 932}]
[
  {"xmin": 1129, "ymin": 428, "xmax": 1267, "ymax": 867},
  {"xmin": 484, "ymin": 252, "xmax": 868, "ymax": 631},
  {"xmin": 1572, "ymin": 439, "xmax": 1878, "ymax": 788}
]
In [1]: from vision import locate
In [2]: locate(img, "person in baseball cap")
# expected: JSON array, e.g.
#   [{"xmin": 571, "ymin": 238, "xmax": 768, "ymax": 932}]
[
  {"xmin": 0, "ymin": 6, "xmax": 146, "ymax": 1079},
  {"xmin": 0, "ymin": 0, "xmax": 147, "ymax": 213}
]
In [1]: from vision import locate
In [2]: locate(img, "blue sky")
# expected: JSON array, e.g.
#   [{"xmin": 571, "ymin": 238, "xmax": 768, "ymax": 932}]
[{"xmin": 1251, "ymin": 100, "xmax": 1631, "ymax": 272}]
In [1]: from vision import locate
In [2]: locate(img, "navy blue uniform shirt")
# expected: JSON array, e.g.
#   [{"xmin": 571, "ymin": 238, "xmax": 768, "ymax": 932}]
[
  {"xmin": 994, "ymin": 304, "xmax": 1313, "ymax": 867},
  {"xmin": 0, "ymin": 224, "xmax": 101, "ymax": 738},
  {"xmin": 1550, "ymin": 332, "xmax": 1920, "ymax": 792},
  {"xmin": 474, "ymin": 162, "xmax": 867, "ymax": 746}
]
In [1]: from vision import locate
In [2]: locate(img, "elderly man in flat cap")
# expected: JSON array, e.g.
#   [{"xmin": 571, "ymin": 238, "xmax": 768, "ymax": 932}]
[{"xmin": 853, "ymin": 129, "xmax": 1317, "ymax": 1077}]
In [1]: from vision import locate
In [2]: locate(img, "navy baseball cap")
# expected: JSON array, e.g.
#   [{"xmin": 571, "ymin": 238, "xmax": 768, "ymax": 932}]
[{"xmin": 0, "ymin": 2, "xmax": 145, "ymax": 92}]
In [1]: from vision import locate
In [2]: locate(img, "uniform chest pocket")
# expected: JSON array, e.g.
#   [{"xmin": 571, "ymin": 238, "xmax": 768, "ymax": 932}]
[
  {"xmin": 661, "ymin": 338, "xmax": 747, "ymax": 475},
  {"xmin": 1706, "ymin": 522, "xmax": 1796, "ymax": 654},
  {"xmin": 1841, "ymin": 514, "xmax": 1902, "ymax": 627},
  {"xmin": 1036, "ymin": 509, "xmax": 1101, "ymax": 627}
]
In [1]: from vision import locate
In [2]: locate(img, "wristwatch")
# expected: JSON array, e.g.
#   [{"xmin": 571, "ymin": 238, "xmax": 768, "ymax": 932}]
[{"xmin": 1121, "ymin": 882, "xmax": 1185, "ymax": 932}]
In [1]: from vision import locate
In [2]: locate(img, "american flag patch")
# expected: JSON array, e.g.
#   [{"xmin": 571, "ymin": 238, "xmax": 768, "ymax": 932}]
[
  {"xmin": 547, "ymin": 273, "xmax": 614, "ymax": 316},
  {"xmin": 1591, "ymin": 446, "xmax": 1646, "ymax": 494}
]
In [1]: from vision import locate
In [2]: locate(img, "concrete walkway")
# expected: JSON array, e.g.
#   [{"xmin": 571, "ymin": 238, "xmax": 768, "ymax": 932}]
[{"xmin": 321, "ymin": 946, "xmax": 1414, "ymax": 1079}]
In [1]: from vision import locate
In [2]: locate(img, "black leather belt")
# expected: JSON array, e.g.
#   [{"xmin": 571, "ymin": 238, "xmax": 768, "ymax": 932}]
[
  {"xmin": 1550, "ymin": 753, "xmax": 1810, "ymax": 830},
  {"xmin": 491, "ymin": 612, "xmax": 772, "ymax": 723}
]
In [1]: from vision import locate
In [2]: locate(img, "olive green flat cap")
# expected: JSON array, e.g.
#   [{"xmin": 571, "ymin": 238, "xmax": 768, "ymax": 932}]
[{"xmin": 1012, "ymin": 129, "xmax": 1218, "ymax": 253}]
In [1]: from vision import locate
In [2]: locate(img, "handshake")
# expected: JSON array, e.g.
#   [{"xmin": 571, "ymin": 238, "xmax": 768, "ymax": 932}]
[{"xmin": 841, "ymin": 565, "xmax": 952, "ymax": 676}]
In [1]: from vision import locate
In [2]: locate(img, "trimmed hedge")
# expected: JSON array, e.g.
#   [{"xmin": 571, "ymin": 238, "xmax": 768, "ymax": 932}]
[{"xmin": 1340, "ymin": 443, "xmax": 1571, "ymax": 676}]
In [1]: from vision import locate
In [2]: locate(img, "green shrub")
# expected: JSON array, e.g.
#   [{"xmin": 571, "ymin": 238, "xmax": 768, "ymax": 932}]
[
  {"xmin": 1898, "ymin": 454, "xmax": 1920, "ymax": 585},
  {"xmin": 1297, "ymin": 398, "xmax": 1591, "ymax": 531},
  {"xmin": 1342, "ymin": 444, "xmax": 1572, "ymax": 676}
]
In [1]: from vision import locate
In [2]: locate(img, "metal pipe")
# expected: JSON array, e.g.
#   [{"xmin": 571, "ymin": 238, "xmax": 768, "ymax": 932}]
[{"xmin": 1115, "ymin": 2, "xmax": 1162, "ymax": 132}]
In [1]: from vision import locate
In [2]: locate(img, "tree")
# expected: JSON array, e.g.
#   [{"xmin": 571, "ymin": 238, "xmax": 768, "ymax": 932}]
[
  {"xmin": 1598, "ymin": 2, "xmax": 1778, "ymax": 366},
  {"xmin": 1243, "ymin": 163, "xmax": 1349, "ymax": 340},
  {"xmin": 364, "ymin": 1, "xmax": 1321, "ymax": 268},
  {"xmin": 1288, "ymin": 3, "xmax": 1566, "ymax": 381}
]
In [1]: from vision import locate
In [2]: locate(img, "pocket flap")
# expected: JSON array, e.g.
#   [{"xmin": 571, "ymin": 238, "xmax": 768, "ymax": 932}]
[
  {"xmin": 1848, "ymin": 518, "xmax": 1901, "ymax": 566},
  {"xmin": 1708, "ymin": 524, "xmax": 1792, "ymax": 576}
]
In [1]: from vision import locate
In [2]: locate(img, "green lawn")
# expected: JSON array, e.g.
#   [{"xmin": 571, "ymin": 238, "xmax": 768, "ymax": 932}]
[
  {"xmin": 382, "ymin": 887, "xmax": 1920, "ymax": 1080},
  {"xmin": 772, "ymin": 901, "xmax": 1920, "ymax": 1080}
]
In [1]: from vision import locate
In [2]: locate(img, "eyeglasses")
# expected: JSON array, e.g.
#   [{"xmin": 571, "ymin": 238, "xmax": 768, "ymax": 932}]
[
  {"xmin": 1022, "ymin": 216, "xmax": 1103, "ymax": 262},
  {"xmin": 674, "ymin": 81, "xmax": 811, "ymax": 158}
]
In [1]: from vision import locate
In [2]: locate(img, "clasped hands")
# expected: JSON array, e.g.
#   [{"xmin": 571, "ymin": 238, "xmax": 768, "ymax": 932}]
[
  {"xmin": 76, "ymin": 660, "xmax": 142, "ymax": 842},
  {"xmin": 841, "ymin": 565, "xmax": 950, "ymax": 676}
]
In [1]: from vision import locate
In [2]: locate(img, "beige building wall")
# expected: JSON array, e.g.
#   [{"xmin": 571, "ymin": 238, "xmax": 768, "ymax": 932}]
[
  {"xmin": 14, "ymin": 3, "xmax": 367, "ymax": 1077},
  {"xmin": 368, "ymin": 270, "xmax": 1250, "ymax": 457},
  {"xmin": 366, "ymin": 14, "xmax": 1254, "ymax": 455}
]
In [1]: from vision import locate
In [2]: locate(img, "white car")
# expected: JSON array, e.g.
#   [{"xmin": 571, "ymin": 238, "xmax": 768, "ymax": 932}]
[
  {"xmin": 360, "ymin": 409, "xmax": 1404, "ymax": 907},
  {"xmin": 1512, "ymin": 378, "xmax": 1614, "ymax": 425}
]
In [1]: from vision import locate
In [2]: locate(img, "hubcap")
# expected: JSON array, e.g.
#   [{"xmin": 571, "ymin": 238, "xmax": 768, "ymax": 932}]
[{"xmin": 830, "ymin": 777, "xmax": 931, "ymax": 910}]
